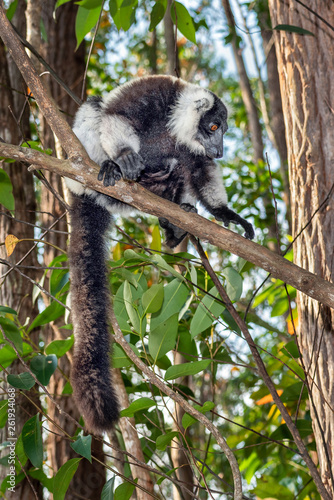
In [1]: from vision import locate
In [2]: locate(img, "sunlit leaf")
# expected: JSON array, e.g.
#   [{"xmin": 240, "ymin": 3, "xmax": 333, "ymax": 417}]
[
  {"xmin": 170, "ymin": 1, "xmax": 196, "ymax": 44},
  {"xmin": 75, "ymin": 5, "xmax": 101, "ymax": 49},
  {"xmin": 149, "ymin": 0, "xmax": 167, "ymax": 32}
]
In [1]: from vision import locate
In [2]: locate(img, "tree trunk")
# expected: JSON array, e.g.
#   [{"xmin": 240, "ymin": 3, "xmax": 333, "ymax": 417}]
[
  {"xmin": 164, "ymin": 0, "xmax": 180, "ymax": 76},
  {"xmin": 269, "ymin": 1, "xmax": 334, "ymax": 496},
  {"xmin": 0, "ymin": 18, "xmax": 42, "ymax": 499}
]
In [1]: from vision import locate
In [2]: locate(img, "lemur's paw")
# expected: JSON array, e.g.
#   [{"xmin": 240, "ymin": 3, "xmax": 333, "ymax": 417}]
[
  {"xmin": 98, "ymin": 159, "xmax": 122, "ymax": 187},
  {"xmin": 180, "ymin": 203, "xmax": 197, "ymax": 214},
  {"xmin": 116, "ymin": 150, "xmax": 145, "ymax": 181},
  {"xmin": 242, "ymin": 221, "xmax": 255, "ymax": 240}
]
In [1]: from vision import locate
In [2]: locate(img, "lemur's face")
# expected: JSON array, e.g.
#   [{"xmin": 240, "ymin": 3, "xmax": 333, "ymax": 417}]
[{"xmin": 196, "ymin": 100, "xmax": 228, "ymax": 159}]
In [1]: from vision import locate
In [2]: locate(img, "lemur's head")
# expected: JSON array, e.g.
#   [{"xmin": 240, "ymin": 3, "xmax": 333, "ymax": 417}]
[
  {"xmin": 167, "ymin": 82, "xmax": 228, "ymax": 158},
  {"xmin": 195, "ymin": 95, "xmax": 228, "ymax": 159}
]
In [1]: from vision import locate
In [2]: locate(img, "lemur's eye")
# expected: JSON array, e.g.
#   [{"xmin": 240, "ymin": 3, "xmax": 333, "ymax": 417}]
[{"xmin": 210, "ymin": 124, "xmax": 218, "ymax": 131}]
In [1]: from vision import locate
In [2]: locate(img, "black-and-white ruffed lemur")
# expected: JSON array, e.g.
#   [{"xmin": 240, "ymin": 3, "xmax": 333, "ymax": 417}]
[{"xmin": 66, "ymin": 75, "xmax": 254, "ymax": 433}]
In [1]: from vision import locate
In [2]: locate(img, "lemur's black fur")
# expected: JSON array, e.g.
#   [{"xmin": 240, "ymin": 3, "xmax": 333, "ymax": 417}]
[{"xmin": 67, "ymin": 75, "xmax": 254, "ymax": 432}]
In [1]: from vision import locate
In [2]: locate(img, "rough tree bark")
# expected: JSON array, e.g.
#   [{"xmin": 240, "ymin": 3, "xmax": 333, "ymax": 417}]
[
  {"xmin": 269, "ymin": 1, "xmax": 334, "ymax": 496},
  {"xmin": 0, "ymin": 21, "xmax": 42, "ymax": 500}
]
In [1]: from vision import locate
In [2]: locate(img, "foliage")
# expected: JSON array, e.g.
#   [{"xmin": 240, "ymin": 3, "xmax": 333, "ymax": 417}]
[{"xmin": 0, "ymin": 0, "xmax": 322, "ymax": 498}]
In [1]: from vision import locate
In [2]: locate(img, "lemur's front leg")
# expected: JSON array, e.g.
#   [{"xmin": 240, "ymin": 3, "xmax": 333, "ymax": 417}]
[
  {"xmin": 194, "ymin": 165, "xmax": 254, "ymax": 240},
  {"xmin": 210, "ymin": 205, "xmax": 254, "ymax": 240},
  {"xmin": 98, "ymin": 115, "xmax": 145, "ymax": 186}
]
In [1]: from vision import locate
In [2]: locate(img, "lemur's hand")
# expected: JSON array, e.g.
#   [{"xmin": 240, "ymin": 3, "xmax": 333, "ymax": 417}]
[
  {"xmin": 214, "ymin": 206, "xmax": 254, "ymax": 240},
  {"xmin": 98, "ymin": 159, "xmax": 122, "ymax": 187},
  {"xmin": 116, "ymin": 150, "xmax": 145, "ymax": 181}
]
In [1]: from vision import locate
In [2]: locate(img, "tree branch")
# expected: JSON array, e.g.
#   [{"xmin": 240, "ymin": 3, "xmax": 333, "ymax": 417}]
[
  {"xmin": 110, "ymin": 309, "xmax": 243, "ymax": 500},
  {"xmin": 1, "ymin": 141, "xmax": 334, "ymax": 310}
]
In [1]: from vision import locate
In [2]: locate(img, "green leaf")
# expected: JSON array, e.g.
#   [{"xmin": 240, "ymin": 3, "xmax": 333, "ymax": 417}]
[
  {"xmin": 109, "ymin": 0, "xmax": 122, "ymax": 30},
  {"xmin": 0, "ymin": 401, "xmax": 8, "ymax": 428},
  {"xmin": 7, "ymin": 372, "xmax": 35, "ymax": 390},
  {"xmin": 150, "ymin": 224, "xmax": 162, "ymax": 251},
  {"xmin": 50, "ymin": 264, "xmax": 69, "ymax": 297},
  {"xmin": 29, "ymin": 468, "xmax": 54, "ymax": 493},
  {"xmin": 150, "ymin": 279, "xmax": 189, "ymax": 330},
  {"xmin": 101, "ymin": 476, "xmax": 115, "ymax": 500},
  {"xmin": 55, "ymin": 0, "xmax": 72, "ymax": 9},
  {"xmin": 282, "ymin": 340, "xmax": 299, "ymax": 359},
  {"xmin": 0, "ymin": 343, "xmax": 32, "ymax": 369},
  {"xmin": 274, "ymin": 24, "xmax": 314, "ymax": 37},
  {"xmin": 114, "ymin": 480, "xmax": 136, "ymax": 500},
  {"xmin": 149, "ymin": 313, "xmax": 178, "ymax": 362},
  {"xmin": 6, "ymin": 0, "xmax": 18, "ymax": 21},
  {"xmin": 0, "ymin": 306, "xmax": 17, "ymax": 316},
  {"xmin": 252, "ymin": 475, "xmax": 294, "ymax": 499},
  {"xmin": 76, "ymin": 0, "xmax": 103, "ymax": 8},
  {"xmin": 0, "ymin": 169, "xmax": 15, "ymax": 211},
  {"xmin": 156, "ymin": 431, "xmax": 178, "ymax": 451},
  {"xmin": 45, "ymin": 336, "xmax": 74, "ymax": 358},
  {"xmin": 53, "ymin": 458, "xmax": 82, "ymax": 500},
  {"xmin": 271, "ymin": 297, "xmax": 289, "ymax": 317},
  {"xmin": 120, "ymin": 0, "xmax": 138, "ymax": 31},
  {"xmin": 75, "ymin": 5, "xmax": 101, "ymax": 49},
  {"xmin": 30, "ymin": 354, "xmax": 57, "ymax": 385},
  {"xmin": 165, "ymin": 359, "xmax": 210, "ymax": 380},
  {"xmin": 28, "ymin": 300, "xmax": 65, "ymax": 332},
  {"xmin": 22, "ymin": 414, "xmax": 43, "ymax": 469},
  {"xmin": 152, "ymin": 254, "xmax": 185, "ymax": 281},
  {"xmin": 70, "ymin": 435, "xmax": 92, "ymax": 463},
  {"xmin": 120, "ymin": 397, "xmax": 156, "ymax": 417},
  {"xmin": 223, "ymin": 267, "xmax": 243, "ymax": 301},
  {"xmin": 112, "ymin": 343, "xmax": 139, "ymax": 368},
  {"xmin": 280, "ymin": 382, "xmax": 308, "ymax": 403},
  {"xmin": 0, "ymin": 317, "xmax": 22, "ymax": 353},
  {"xmin": 149, "ymin": 0, "xmax": 167, "ymax": 31},
  {"xmin": 123, "ymin": 280, "xmax": 141, "ymax": 332},
  {"xmin": 182, "ymin": 401, "xmax": 215, "ymax": 430},
  {"xmin": 190, "ymin": 286, "xmax": 225, "ymax": 338},
  {"xmin": 170, "ymin": 1, "xmax": 196, "ymax": 44},
  {"xmin": 270, "ymin": 419, "xmax": 313, "ymax": 440},
  {"xmin": 142, "ymin": 283, "xmax": 164, "ymax": 314}
]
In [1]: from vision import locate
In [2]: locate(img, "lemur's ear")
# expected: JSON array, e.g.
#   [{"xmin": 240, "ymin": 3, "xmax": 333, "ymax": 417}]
[{"xmin": 195, "ymin": 97, "xmax": 210, "ymax": 112}]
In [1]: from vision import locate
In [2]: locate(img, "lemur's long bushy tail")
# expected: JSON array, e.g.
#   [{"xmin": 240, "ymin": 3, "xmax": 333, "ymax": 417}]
[{"xmin": 69, "ymin": 193, "xmax": 119, "ymax": 432}]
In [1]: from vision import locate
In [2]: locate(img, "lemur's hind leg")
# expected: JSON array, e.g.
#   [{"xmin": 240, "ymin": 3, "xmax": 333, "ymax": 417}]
[{"xmin": 159, "ymin": 203, "xmax": 197, "ymax": 248}]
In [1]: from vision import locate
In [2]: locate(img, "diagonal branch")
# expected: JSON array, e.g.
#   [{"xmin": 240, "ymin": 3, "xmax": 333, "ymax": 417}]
[
  {"xmin": 110, "ymin": 308, "xmax": 243, "ymax": 500},
  {"xmin": 1, "ymin": 141, "xmax": 334, "ymax": 310},
  {"xmin": 189, "ymin": 235, "xmax": 331, "ymax": 500}
]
